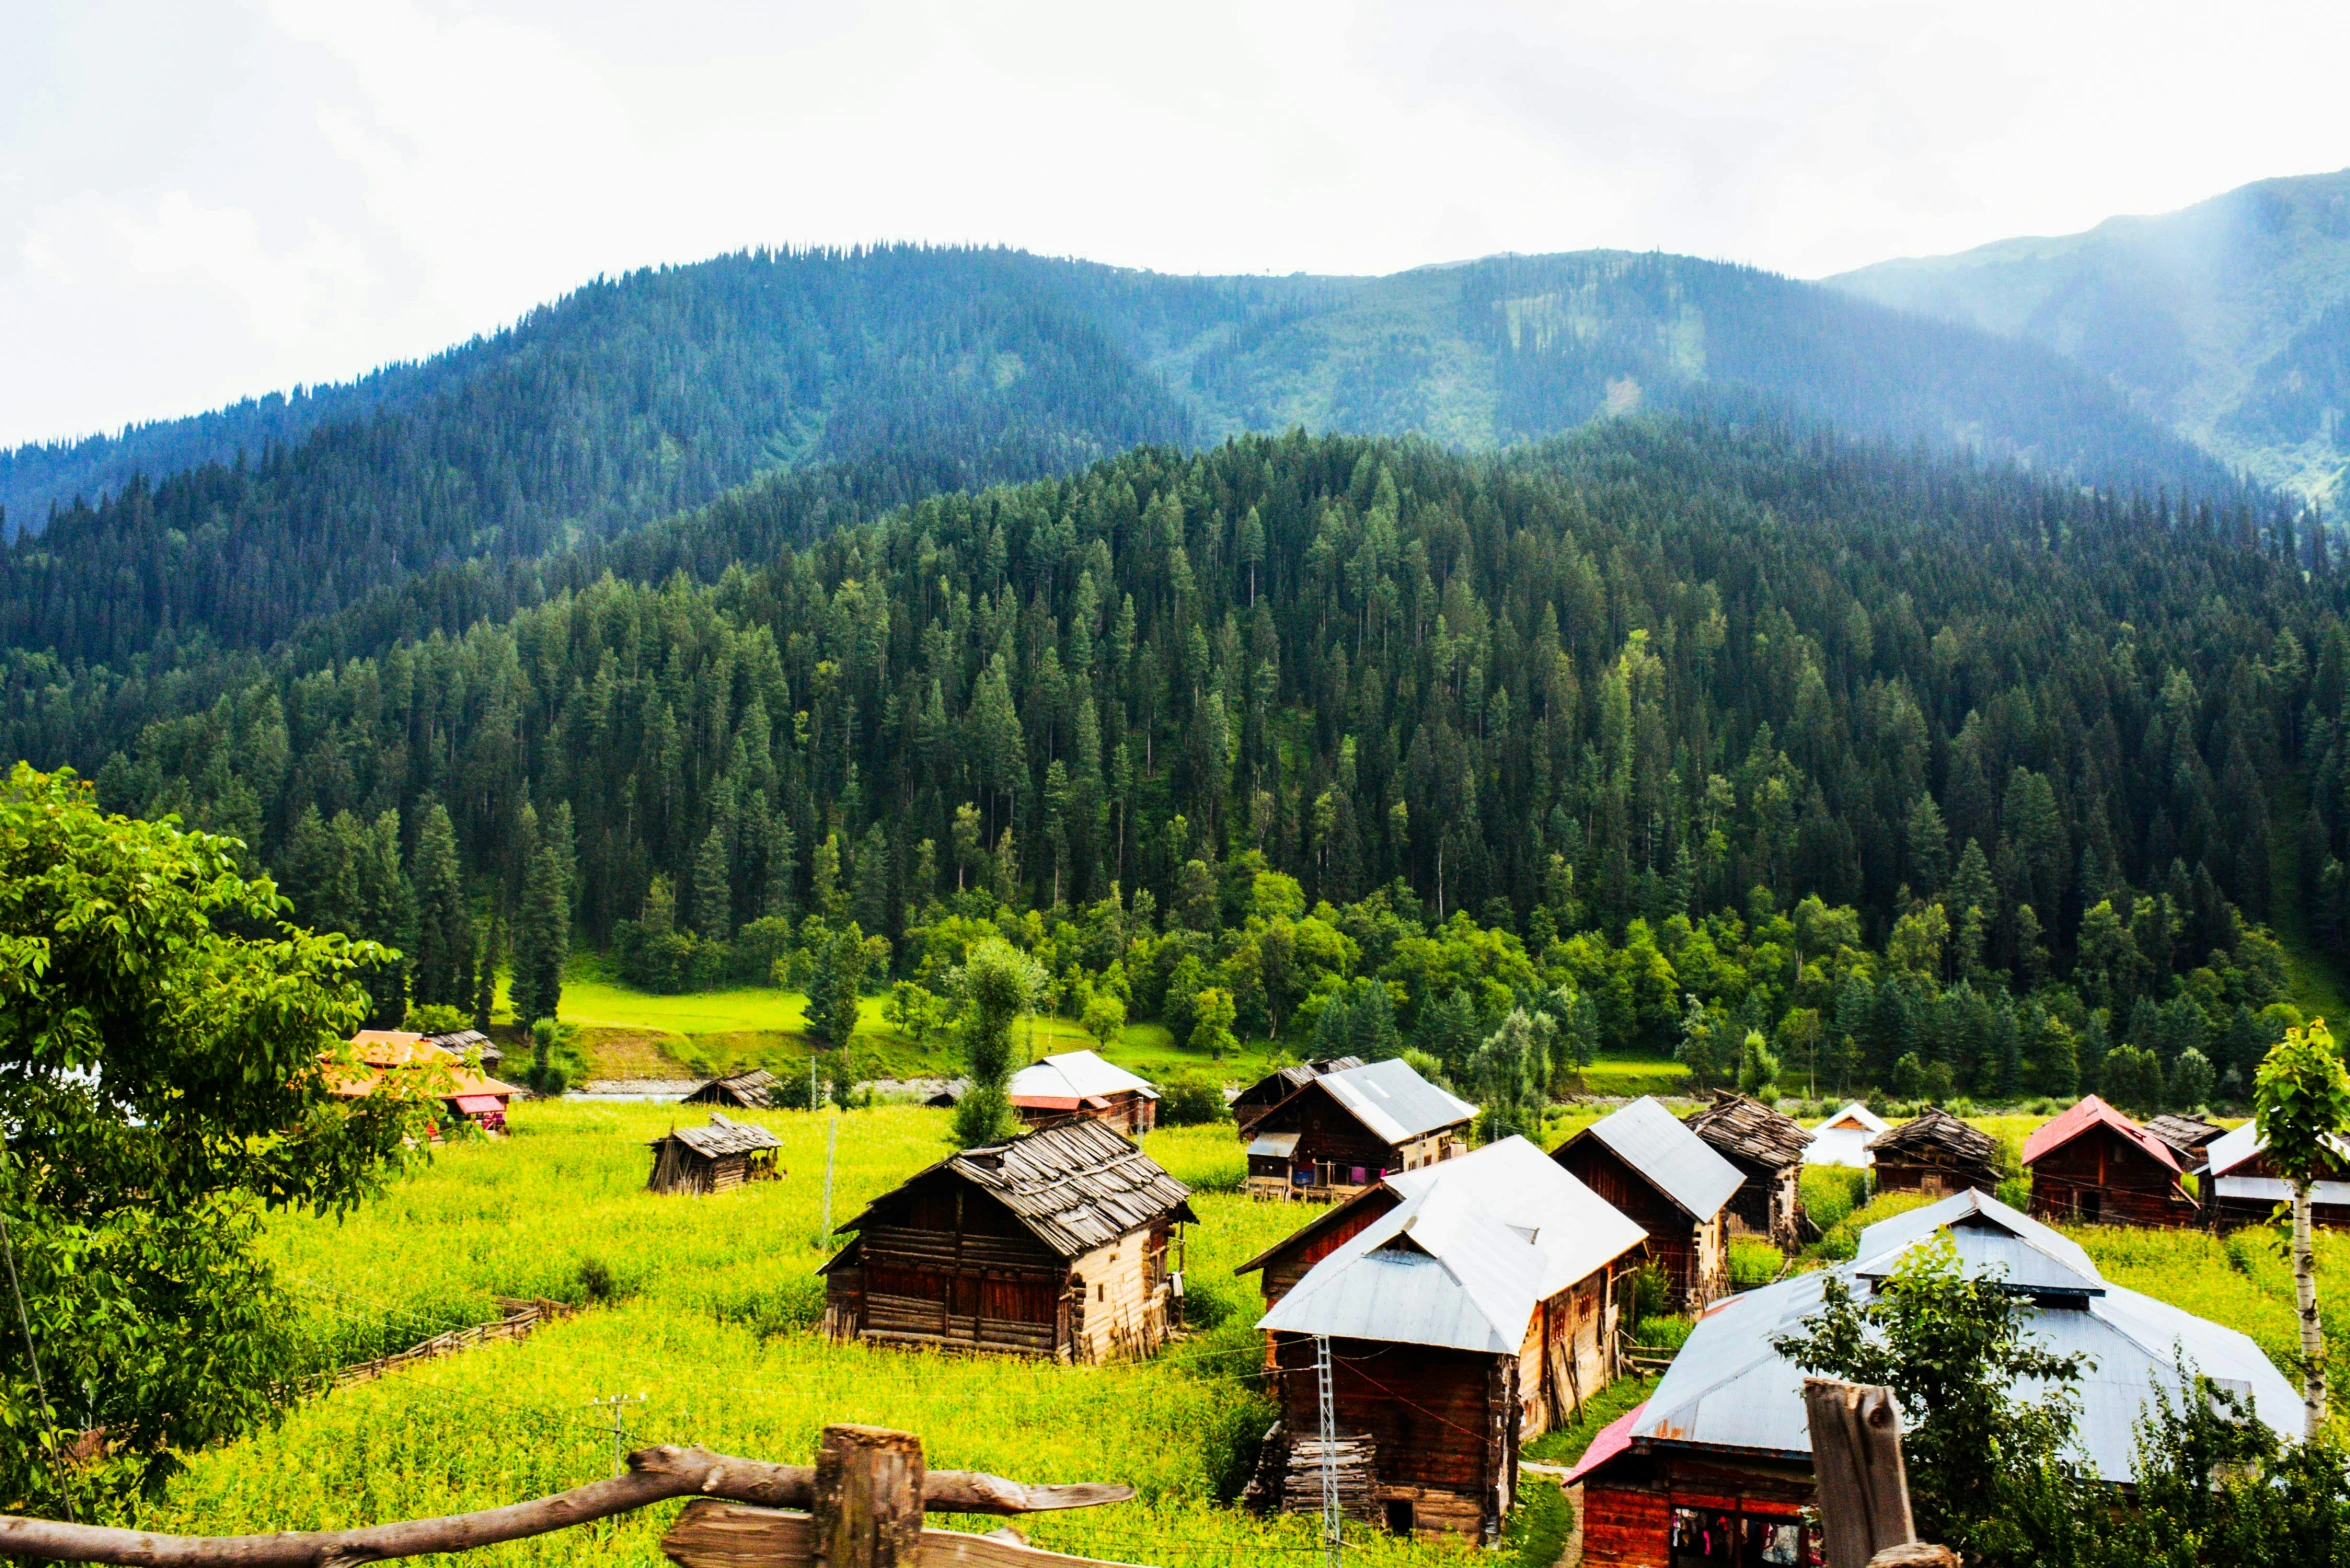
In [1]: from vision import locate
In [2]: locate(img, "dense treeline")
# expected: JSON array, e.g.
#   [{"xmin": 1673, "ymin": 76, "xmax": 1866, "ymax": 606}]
[{"xmin": 19, "ymin": 416, "xmax": 2344, "ymax": 1098}]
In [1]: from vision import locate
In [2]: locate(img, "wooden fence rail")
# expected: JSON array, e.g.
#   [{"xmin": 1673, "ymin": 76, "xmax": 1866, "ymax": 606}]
[{"xmin": 0, "ymin": 1428, "xmax": 1143, "ymax": 1568}]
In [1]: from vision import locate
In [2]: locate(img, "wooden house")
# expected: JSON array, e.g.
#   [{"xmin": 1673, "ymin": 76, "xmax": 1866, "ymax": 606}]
[
  {"xmin": 425, "ymin": 1027, "xmax": 500, "ymax": 1073},
  {"xmin": 819, "ymin": 1118, "xmax": 1195, "ymax": 1362},
  {"xmin": 2021, "ymin": 1095, "xmax": 2196, "ymax": 1226},
  {"xmin": 1865, "ymin": 1107, "xmax": 2001, "ymax": 1198},
  {"xmin": 1231, "ymin": 1057, "xmax": 1363, "ymax": 1137},
  {"xmin": 2201, "ymin": 1120, "xmax": 2350, "ymax": 1230},
  {"xmin": 684, "ymin": 1068, "xmax": 779, "ymax": 1109},
  {"xmin": 1007, "ymin": 1050, "xmax": 1160, "ymax": 1135},
  {"xmin": 646, "ymin": 1113, "xmax": 785, "ymax": 1194},
  {"xmin": 1552, "ymin": 1097, "xmax": 1742, "ymax": 1311},
  {"xmin": 2143, "ymin": 1114, "xmax": 2226, "ymax": 1172},
  {"xmin": 328, "ymin": 1030, "xmax": 520, "ymax": 1136},
  {"xmin": 1566, "ymin": 1189, "xmax": 2299, "ymax": 1568},
  {"xmin": 1683, "ymin": 1092, "xmax": 1810, "ymax": 1248},
  {"xmin": 1248, "ymin": 1137, "xmax": 1649, "ymax": 1543},
  {"xmin": 1801, "ymin": 1100, "xmax": 1889, "ymax": 1169},
  {"xmin": 1243, "ymin": 1057, "xmax": 1476, "ymax": 1202}
]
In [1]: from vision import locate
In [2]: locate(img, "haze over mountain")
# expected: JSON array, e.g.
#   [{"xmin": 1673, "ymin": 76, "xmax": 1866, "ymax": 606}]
[{"xmin": 1831, "ymin": 168, "xmax": 2350, "ymax": 503}]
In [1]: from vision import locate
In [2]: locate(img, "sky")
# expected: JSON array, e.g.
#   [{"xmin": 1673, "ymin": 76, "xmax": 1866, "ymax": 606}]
[{"xmin": 6, "ymin": 0, "xmax": 2350, "ymax": 450}]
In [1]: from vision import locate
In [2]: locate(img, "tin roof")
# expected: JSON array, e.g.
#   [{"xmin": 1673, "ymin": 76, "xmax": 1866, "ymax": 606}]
[
  {"xmin": 838, "ymin": 1117, "xmax": 1195, "ymax": 1259},
  {"xmin": 655, "ymin": 1112, "xmax": 784, "ymax": 1158},
  {"xmin": 1248, "ymin": 1132, "xmax": 1302, "ymax": 1158},
  {"xmin": 1008, "ymin": 1051, "xmax": 1159, "ymax": 1105},
  {"xmin": 1311, "ymin": 1058, "xmax": 1478, "ymax": 1145},
  {"xmin": 1814, "ymin": 1101, "xmax": 1890, "ymax": 1135},
  {"xmin": 1235, "ymin": 1058, "xmax": 1365, "ymax": 1109},
  {"xmin": 1568, "ymin": 1096, "xmax": 1744, "ymax": 1220},
  {"xmin": 2021, "ymin": 1095, "xmax": 2181, "ymax": 1174},
  {"xmin": 1257, "ymin": 1136, "xmax": 1648, "ymax": 1354},
  {"xmin": 1594, "ymin": 1187, "xmax": 2299, "ymax": 1483},
  {"xmin": 2203, "ymin": 1120, "xmax": 2350, "ymax": 1180}
]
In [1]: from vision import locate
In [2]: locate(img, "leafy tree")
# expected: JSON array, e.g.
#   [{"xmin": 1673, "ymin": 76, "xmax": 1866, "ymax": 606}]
[
  {"xmin": 951, "ymin": 939, "xmax": 1046, "ymax": 1146},
  {"xmin": 1736, "ymin": 1029, "xmax": 1780, "ymax": 1100},
  {"xmin": 2254, "ymin": 1018, "xmax": 2350, "ymax": 1434},
  {"xmin": 2167, "ymin": 1046, "xmax": 2215, "ymax": 1111},
  {"xmin": 1190, "ymin": 987, "xmax": 1239, "ymax": 1061},
  {"xmin": 2100, "ymin": 1044, "xmax": 2164, "ymax": 1113},
  {"xmin": 1081, "ymin": 989, "xmax": 1128, "ymax": 1048},
  {"xmin": 0, "ymin": 765, "xmax": 423, "ymax": 1508},
  {"xmin": 1471, "ymin": 1007, "xmax": 1553, "ymax": 1140}
]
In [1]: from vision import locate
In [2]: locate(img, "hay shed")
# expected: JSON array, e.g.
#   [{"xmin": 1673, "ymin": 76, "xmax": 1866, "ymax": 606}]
[{"xmin": 647, "ymin": 1113, "xmax": 785, "ymax": 1195}]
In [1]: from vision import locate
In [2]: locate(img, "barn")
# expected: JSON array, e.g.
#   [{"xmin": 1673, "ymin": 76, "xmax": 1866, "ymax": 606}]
[
  {"xmin": 645, "ymin": 1113, "xmax": 784, "ymax": 1194},
  {"xmin": 2201, "ymin": 1120, "xmax": 2350, "ymax": 1230},
  {"xmin": 1231, "ymin": 1056, "xmax": 1364, "ymax": 1137},
  {"xmin": 1566, "ymin": 1189, "xmax": 2299, "ymax": 1568},
  {"xmin": 1249, "ymin": 1137, "xmax": 1649, "ymax": 1543},
  {"xmin": 1551, "ymin": 1097, "xmax": 1741, "ymax": 1311},
  {"xmin": 1683, "ymin": 1092, "xmax": 1810, "ymax": 1248},
  {"xmin": 1801, "ymin": 1100, "xmax": 1888, "ymax": 1169},
  {"xmin": 683, "ymin": 1068, "xmax": 779, "ymax": 1109},
  {"xmin": 1865, "ymin": 1106, "xmax": 2001, "ymax": 1198},
  {"xmin": 1007, "ymin": 1050, "xmax": 1159, "ymax": 1134},
  {"xmin": 2022, "ymin": 1095, "xmax": 2196, "ymax": 1226},
  {"xmin": 1241, "ymin": 1057, "xmax": 1476, "ymax": 1202},
  {"xmin": 819, "ymin": 1118, "xmax": 1195, "ymax": 1362}
]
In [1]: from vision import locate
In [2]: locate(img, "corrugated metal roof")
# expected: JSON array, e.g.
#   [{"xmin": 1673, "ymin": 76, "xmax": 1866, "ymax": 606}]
[
  {"xmin": 2203, "ymin": 1121, "xmax": 2350, "ymax": 1180},
  {"xmin": 1815, "ymin": 1101, "xmax": 1890, "ymax": 1135},
  {"xmin": 838, "ymin": 1117, "xmax": 1194, "ymax": 1259},
  {"xmin": 657, "ymin": 1112, "xmax": 784, "ymax": 1157},
  {"xmin": 2214, "ymin": 1175, "xmax": 2350, "ymax": 1206},
  {"xmin": 1609, "ymin": 1186, "xmax": 2300, "ymax": 1482},
  {"xmin": 2022, "ymin": 1095, "xmax": 2180, "ymax": 1173},
  {"xmin": 1256, "ymin": 1136, "xmax": 1647, "ymax": 1353},
  {"xmin": 1248, "ymin": 1132, "xmax": 1301, "ymax": 1158},
  {"xmin": 1575, "ymin": 1096, "xmax": 1744, "ymax": 1219},
  {"xmin": 1311, "ymin": 1058, "xmax": 1478, "ymax": 1145},
  {"xmin": 1008, "ymin": 1050, "xmax": 1160, "ymax": 1104}
]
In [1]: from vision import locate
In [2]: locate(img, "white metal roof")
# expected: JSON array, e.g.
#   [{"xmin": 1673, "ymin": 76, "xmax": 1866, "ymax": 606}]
[
  {"xmin": 2201, "ymin": 1120, "xmax": 2350, "ymax": 1181},
  {"xmin": 1307, "ymin": 1057, "xmax": 1478, "ymax": 1145},
  {"xmin": 1257, "ymin": 1136, "xmax": 1649, "ymax": 1354},
  {"xmin": 2213, "ymin": 1175, "xmax": 2350, "ymax": 1207},
  {"xmin": 1007, "ymin": 1050, "xmax": 1159, "ymax": 1102},
  {"xmin": 1607, "ymin": 1187, "xmax": 2299, "ymax": 1482},
  {"xmin": 1805, "ymin": 1102, "xmax": 1888, "ymax": 1167},
  {"xmin": 1580, "ymin": 1096, "xmax": 1744, "ymax": 1219},
  {"xmin": 1815, "ymin": 1101, "xmax": 1891, "ymax": 1135},
  {"xmin": 1248, "ymin": 1131, "xmax": 1302, "ymax": 1158}
]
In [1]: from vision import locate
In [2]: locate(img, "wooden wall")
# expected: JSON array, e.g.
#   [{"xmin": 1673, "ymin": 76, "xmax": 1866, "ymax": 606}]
[
  {"xmin": 1517, "ymin": 1270, "xmax": 1619, "ymax": 1441},
  {"xmin": 1554, "ymin": 1139, "xmax": 1725, "ymax": 1310},
  {"xmin": 1579, "ymin": 1449, "xmax": 1818, "ymax": 1568},
  {"xmin": 1252, "ymin": 1190, "xmax": 1401, "ymax": 1308},
  {"xmin": 1271, "ymin": 1334, "xmax": 1513, "ymax": 1542},
  {"xmin": 1874, "ymin": 1156, "xmax": 1999, "ymax": 1198},
  {"xmin": 2028, "ymin": 1125, "xmax": 2195, "ymax": 1227}
]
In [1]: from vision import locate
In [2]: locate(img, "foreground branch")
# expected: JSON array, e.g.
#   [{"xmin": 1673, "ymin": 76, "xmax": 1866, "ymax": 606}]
[{"xmin": 0, "ymin": 1445, "xmax": 1134, "ymax": 1567}]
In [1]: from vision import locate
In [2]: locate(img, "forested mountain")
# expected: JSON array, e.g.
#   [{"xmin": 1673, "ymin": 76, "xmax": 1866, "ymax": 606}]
[
  {"xmin": 1830, "ymin": 168, "xmax": 2350, "ymax": 502},
  {"xmin": 1, "ymin": 245, "xmax": 2238, "ymax": 671},
  {"xmin": 27, "ymin": 416, "xmax": 2338, "ymax": 1102}
]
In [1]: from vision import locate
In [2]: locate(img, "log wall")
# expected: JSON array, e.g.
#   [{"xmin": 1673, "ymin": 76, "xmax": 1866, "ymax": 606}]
[
  {"xmin": 2028, "ymin": 1125, "xmax": 2196, "ymax": 1227},
  {"xmin": 1578, "ymin": 1449, "xmax": 1818, "ymax": 1568},
  {"xmin": 1270, "ymin": 1334, "xmax": 1512, "ymax": 1542},
  {"xmin": 1554, "ymin": 1139, "xmax": 1725, "ymax": 1310}
]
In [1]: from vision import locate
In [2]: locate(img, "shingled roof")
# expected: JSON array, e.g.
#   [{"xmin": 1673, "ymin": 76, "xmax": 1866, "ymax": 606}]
[
  {"xmin": 1685, "ymin": 1091, "xmax": 1812, "ymax": 1171},
  {"xmin": 1866, "ymin": 1107, "xmax": 2000, "ymax": 1176},
  {"xmin": 2142, "ymin": 1114, "xmax": 2227, "ymax": 1165},
  {"xmin": 684, "ymin": 1068, "xmax": 780, "ymax": 1108},
  {"xmin": 843, "ymin": 1118, "xmax": 1196, "ymax": 1258},
  {"xmin": 652, "ymin": 1112, "xmax": 785, "ymax": 1158}
]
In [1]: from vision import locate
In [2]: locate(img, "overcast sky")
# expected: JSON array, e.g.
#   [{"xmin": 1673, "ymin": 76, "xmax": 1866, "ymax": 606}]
[{"xmin": 7, "ymin": 0, "xmax": 2349, "ymax": 450}]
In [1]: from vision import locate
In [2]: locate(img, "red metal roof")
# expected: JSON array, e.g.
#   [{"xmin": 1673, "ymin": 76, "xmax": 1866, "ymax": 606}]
[
  {"xmin": 2022, "ymin": 1095, "xmax": 2180, "ymax": 1173},
  {"xmin": 451, "ymin": 1094, "xmax": 508, "ymax": 1114},
  {"xmin": 1564, "ymin": 1401, "xmax": 1648, "ymax": 1485}
]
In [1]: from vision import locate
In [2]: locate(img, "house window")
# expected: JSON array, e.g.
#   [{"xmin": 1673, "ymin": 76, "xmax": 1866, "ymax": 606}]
[{"xmin": 1669, "ymin": 1506, "xmax": 1820, "ymax": 1567}]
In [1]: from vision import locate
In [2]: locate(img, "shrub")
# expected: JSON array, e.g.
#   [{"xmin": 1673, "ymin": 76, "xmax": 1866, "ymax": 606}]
[
  {"xmin": 1159, "ymin": 1074, "xmax": 1230, "ymax": 1127},
  {"xmin": 1728, "ymin": 1237, "xmax": 1784, "ymax": 1289}
]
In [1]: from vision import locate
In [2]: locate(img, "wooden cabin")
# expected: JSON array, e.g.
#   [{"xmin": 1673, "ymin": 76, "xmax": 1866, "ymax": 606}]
[
  {"xmin": 2022, "ymin": 1095, "xmax": 2196, "ymax": 1226},
  {"xmin": 328, "ymin": 1030, "xmax": 520, "ymax": 1136},
  {"xmin": 1243, "ymin": 1058, "xmax": 1475, "ymax": 1203},
  {"xmin": 1231, "ymin": 1057, "xmax": 1363, "ymax": 1137},
  {"xmin": 1567, "ymin": 1188, "xmax": 2300, "ymax": 1568},
  {"xmin": 1683, "ymin": 1092, "xmax": 1810, "ymax": 1249},
  {"xmin": 820, "ymin": 1118, "xmax": 1195, "ymax": 1362},
  {"xmin": 646, "ymin": 1113, "xmax": 784, "ymax": 1194},
  {"xmin": 684, "ymin": 1068, "xmax": 779, "ymax": 1109},
  {"xmin": 2201, "ymin": 1121, "xmax": 2350, "ymax": 1230},
  {"xmin": 1006, "ymin": 1050, "xmax": 1159, "ymax": 1134},
  {"xmin": 425, "ymin": 1027, "xmax": 500, "ymax": 1073},
  {"xmin": 1865, "ymin": 1106, "xmax": 2001, "ymax": 1198},
  {"xmin": 1247, "ymin": 1138, "xmax": 1649, "ymax": 1543},
  {"xmin": 1552, "ymin": 1097, "xmax": 1742, "ymax": 1311},
  {"xmin": 2143, "ymin": 1114, "xmax": 2226, "ymax": 1172}
]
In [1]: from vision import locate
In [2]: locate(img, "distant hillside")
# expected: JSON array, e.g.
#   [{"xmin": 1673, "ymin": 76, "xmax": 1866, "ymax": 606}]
[
  {"xmin": 0, "ymin": 245, "xmax": 2241, "ymax": 666},
  {"xmin": 1829, "ymin": 169, "xmax": 2350, "ymax": 501}
]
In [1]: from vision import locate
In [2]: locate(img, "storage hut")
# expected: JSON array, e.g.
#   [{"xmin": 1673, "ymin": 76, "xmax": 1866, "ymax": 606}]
[
  {"xmin": 1801, "ymin": 1100, "xmax": 1889, "ymax": 1169},
  {"xmin": 819, "ymin": 1118, "xmax": 1195, "ymax": 1362},
  {"xmin": 1006, "ymin": 1050, "xmax": 1160, "ymax": 1134},
  {"xmin": 2021, "ymin": 1095, "xmax": 2196, "ymax": 1226},
  {"xmin": 1865, "ymin": 1107, "xmax": 2001, "ymax": 1198},
  {"xmin": 328, "ymin": 1031, "xmax": 520, "ymax": 1135},
  {"xmin": 1251, "ymin": 1137, "xmax": 1650, "ymax": 1543},
  {"xmin": 683, "ymin": 1068, "xmax": 779, "ymax": 1109},
  {"xmin": 1683, "ymin": 1092, "xmax": 1810, "ymax": 1248},
  {"xmin": 2201, "ymin": 1120, "xmax": 2350, "ymax": 1230},
  {"xmin": 1551, "ymin": 1097, "xmax": 1742, "ymax": 1311},
  {"xmin": 646, "ymin": 1113, "xmax": 784, "ymax": 1194},
  {"xmin": 1242, "ymin": 1058, "xmax": 1476, "ymax": 1202},
  {"xmin": 2143, "ymin": 1114, "xmax": 2227, "ymax": 1172},
  {"xmin": 1566, "ymin": 1189, "xmax": 2298, "ymax": 1568},
  {"xmin": 1231, "ymin": 1057, "xmax": 1364, "ymax": 1137},
  {"xmin": 424, "ymin": 1027, "xmax": 500, "ymax": 1072}
]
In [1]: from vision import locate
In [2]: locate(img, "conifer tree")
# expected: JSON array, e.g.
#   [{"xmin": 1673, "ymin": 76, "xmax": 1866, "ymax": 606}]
[{"xmin": 411, "ymin": 803, "xmax": 473, "ymax": 1010}]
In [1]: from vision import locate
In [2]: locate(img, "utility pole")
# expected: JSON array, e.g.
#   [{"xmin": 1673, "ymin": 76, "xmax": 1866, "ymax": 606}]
[
  {"xmin": 810, "ymin": 1056, "xmax": 819, "ymax": 1113},
  {"xmin": 821, "ymin": 1113, "xmax": 839, "ymax": 1243},
  {"xmin": 1315, "ymin": 1333, "xmax": 1341, "ymax": 1568},
  {"xmin": 584, "ymin": 1393, "xmax": 645, "ymax": 1478}
]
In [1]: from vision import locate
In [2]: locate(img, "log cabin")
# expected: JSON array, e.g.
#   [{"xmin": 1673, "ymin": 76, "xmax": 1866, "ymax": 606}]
[
  {"xmin": 646, "ymin": 1113, "xmax": 785, "ymax": 1194},
  {"xmin": 1566, "ymin": 1189, "xmax": 2299, "ymax": 1568},
  {"xmin": 1682, "ymin": 1092, "xmax": 1810, "ymax": 1249},
  {"xmin": 683, "ymin": 1068, "xmax": 780, "ymax": 1109},
  {"xmin": 1230, "ymin": 1056, "xmax": 1364, "ymax": 1137},
  {"xmin": 2201, "ymin": 1120, "xmax": 2350, "ymax": 1230},
  {"xmin": 1006, "ymin": 1050, "xmax": 1159, "ymax": 1134},
  {"xmin": 1551, "ymin": 1097, "xmax": 1741, "ymax": 1311},
  {"xmin": 2142, "ymin": 1113, "xmax": 2226, "ymax": 1172},
  {"xmin": 819, "ymin": 1118, "xmax": 1195, "ymax": 1362},
  {"xmin": 1242, "ymin": 1057, "xmax": 1476, "ymax": 1202},
  {"xmin": 2021, "ymin": 1095, "xmax": 2196, "ymax": 1226},
  {"xmin": 1249, "ymin": 1137, "xmax": 1649, "ymax": 1543},
  {"xmin": 1801, "ymin": 1100, "xmax": 1888, "ymax": 1169},
  {"xmin": 1864, "ymin": 1106, "xmax": 2001, "ymax": 1198}
]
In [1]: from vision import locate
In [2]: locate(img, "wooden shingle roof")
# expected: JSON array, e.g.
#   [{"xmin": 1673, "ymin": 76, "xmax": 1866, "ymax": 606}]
[
  {"xmin": 845, "ymin": 1118, "xmax": 1196, "ymax": 1258},
  {"xmin": 653, "ymin": 1112, "xmax": 784, "ymax": 1158},
  {"xmin": 1866, "ymin": 1107, "xmax": 1999, "ymax": 1172},
  {"xmin": 684, "ymin": 1068, "xmax": 779, "ymax": 1108},
  {"xmin": 1685, "ymin": 1091, "xmax": 1812, "ymax": 1171}
]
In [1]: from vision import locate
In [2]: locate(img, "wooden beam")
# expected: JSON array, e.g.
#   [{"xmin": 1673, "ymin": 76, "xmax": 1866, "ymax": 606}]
[
  {"xmin": 1802, "ymin": 1379, "xmax": 1915, "ymax": 1568},
  {"xmin": 816, "ymin": 1426, "xmax": 923, "ymax": 1568},
  {"xmin": 662, "ymin": 1504, "xmax": 1147, "ymax": 1568}
]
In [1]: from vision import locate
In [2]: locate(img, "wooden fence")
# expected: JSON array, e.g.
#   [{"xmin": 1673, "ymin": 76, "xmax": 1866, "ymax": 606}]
[
  {"xmin": 0, "ymin": 1426, "xmax": 1145, "ymax": 1567},
  {"xmin": 326, "ymin": 1298, "xmax": 576, "ymax": 1390}
]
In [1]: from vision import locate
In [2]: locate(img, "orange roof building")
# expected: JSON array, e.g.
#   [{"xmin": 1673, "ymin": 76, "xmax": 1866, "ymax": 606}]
[
  {"xmin": 2021, "ymin": 1094, "xmax": 2194, "ymax": 1227},
  {"xmin": 326, "ymin": 1030, "xmax": 520, "ymax": 1134}
]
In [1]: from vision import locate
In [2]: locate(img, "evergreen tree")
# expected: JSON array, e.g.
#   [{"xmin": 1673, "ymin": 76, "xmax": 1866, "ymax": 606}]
[
  {"xmin": 411, "ymin": 804, "xmax": 473, "ymax": 1010},
  {"xmin": 511, "ymin": 806, "xmax": 571, "ymax": 1026}
]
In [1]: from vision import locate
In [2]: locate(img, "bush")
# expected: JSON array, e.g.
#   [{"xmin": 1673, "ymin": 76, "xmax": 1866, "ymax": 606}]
[
  {"xmin": 1158, "ymin": 1074, "xmax": 1229, "ymax": 1127},
  {"xmin": 405, "ymin": 1002, "xmax": 471, "ymax": 1034},
  {"xmin": 1801, "ymin": 1164, "xmax": 1869, "ymax": 1233},
  {"xmin": 1633, "ymin": 1314, "xmax": 1694, "ymax": 1353},
  {"xmin": 1728, "ymin": 1236, "xmax": 1784, "ymax": 1289}
]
